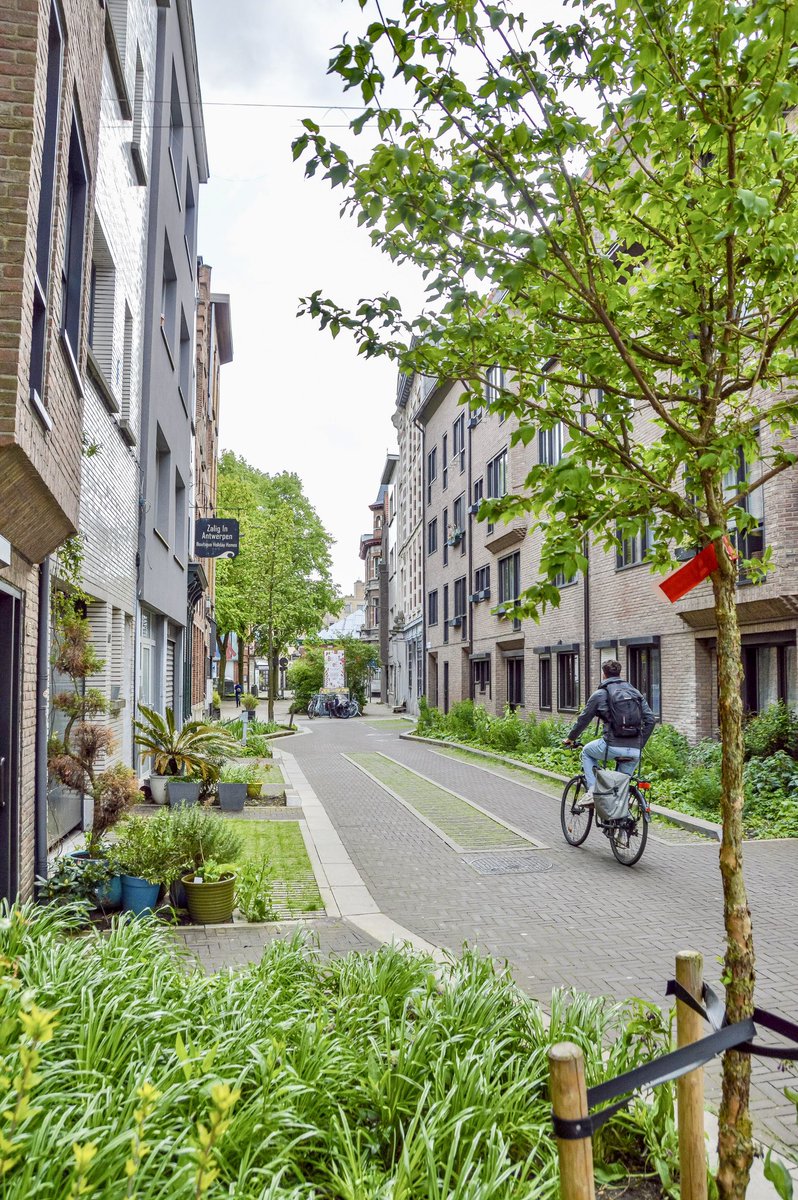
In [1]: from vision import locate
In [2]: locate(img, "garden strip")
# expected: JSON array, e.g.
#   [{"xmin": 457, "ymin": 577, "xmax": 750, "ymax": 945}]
[
  {"xmin": 344, "ymin": 751, "xmax": 548, "ymax": 852},
  {"xmin": 228, "ymin": 819, "xmax": 323, "ymax": 916}
]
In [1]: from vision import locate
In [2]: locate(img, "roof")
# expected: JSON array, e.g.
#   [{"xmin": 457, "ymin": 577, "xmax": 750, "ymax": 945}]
[
  {"xmin": 211, "ymin": 293, "xmax": 233, "ymax": 364},
  {"xmin": 381, "ymin": 453, "xmax": 399, "ymax": 485},
  {"xmin": 176, "ymin": 0, "xmax": 209, "ymax": 183},
  {"xmin": 370, "ymin": 483, "xmax": 388, "ymax": 509}
]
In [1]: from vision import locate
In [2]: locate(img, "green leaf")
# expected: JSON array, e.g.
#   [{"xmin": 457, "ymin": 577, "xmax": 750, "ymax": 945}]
[{"xmin": 764, "ymin": 1150, "xmax": 794, "ymax": 1200}]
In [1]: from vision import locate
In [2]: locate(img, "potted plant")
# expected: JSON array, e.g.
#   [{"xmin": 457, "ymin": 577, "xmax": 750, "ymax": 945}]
[
  {"xmin": 181, "ymin": 859, "xmax": 237, "ymax": 924},
  {"xmin": 69, "ymin": 831, "xmax": 123, "ymax": 908},
  {"xmin": 134, "ymin": 705, "xmax": 233, "ymax": 804},
  {"xmin": 241, "ymin": 693, "xmax": 258, "ymax": 719},
  {"xmin": 38, "ymin": 853, "xmax": 116, "ymax": 911},
  {"xmin": 217, "ymin": 762, "xmax": 254, "ymax": 812},
  {"xmin": 211, "ymin": 690, "xmax": 222, "ymax": 720},
  {"xmin": 108, "ymin": 814, "xmax": 180, "ymax": 916}
]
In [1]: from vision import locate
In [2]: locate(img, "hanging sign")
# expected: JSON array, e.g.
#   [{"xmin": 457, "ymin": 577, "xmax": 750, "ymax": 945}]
[
  {"xmin": 194, "ymin": 518, "xmax": 240, "ymax": 559},
  {"xmin": 324, "ymin": 648, "xmax": 346, "ymax": 691}
]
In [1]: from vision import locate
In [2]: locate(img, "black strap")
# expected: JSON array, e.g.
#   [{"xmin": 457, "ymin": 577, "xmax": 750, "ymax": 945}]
[{"xmin": 666, "ymin": 978, "xmax": 798, "ymax": 1062}]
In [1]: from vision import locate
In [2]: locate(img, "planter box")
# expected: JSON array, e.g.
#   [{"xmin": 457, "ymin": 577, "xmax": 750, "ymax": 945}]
[
  {"xmin": 167, "ymin": 780, "xmax": 201, "ymax": 807},
  {"xmin": 218, "ymin": 782, "xmax": 247, "ymax": 812},
  {"xmin": 182, "ymin": 872, "xmax": 236, "ymax": 924}
]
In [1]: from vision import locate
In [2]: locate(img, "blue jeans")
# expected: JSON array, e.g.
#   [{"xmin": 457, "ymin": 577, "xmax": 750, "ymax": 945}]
[{"xmin": 581, "ymin": 738, "xmax": 640, "ymax": 789}]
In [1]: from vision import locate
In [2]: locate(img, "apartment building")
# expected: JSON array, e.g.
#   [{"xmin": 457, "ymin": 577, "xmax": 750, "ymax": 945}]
[
  {"xmin": 188, "ymin": 263, "xmax": 232, "ymax": 719},
  {"xmin": 359, "ymin": 485, "xmax": 387, "ymax": 697},
  {"xmin": 390, "ymin": 369, "xmax": 425, "ymax": 713},
  {"xmin": 417, "ymin": 374, "xmax": 798, "ymax": 738},
  {"xmin": 380, "ymin": 454, "xmax": 398, "ymax": 705},
  {"xmin": 137, "ymin": 0, "xmax": 208, "ymax": 722},
  {"xmin": 0, "ymin": 0, "xmax": 106, "ymax": 900}
]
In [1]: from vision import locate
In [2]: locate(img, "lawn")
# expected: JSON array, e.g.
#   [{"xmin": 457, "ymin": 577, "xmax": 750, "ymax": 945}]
[{"xmin": 228, "ymin": 819, "xmax": 322, "ymax": 916}]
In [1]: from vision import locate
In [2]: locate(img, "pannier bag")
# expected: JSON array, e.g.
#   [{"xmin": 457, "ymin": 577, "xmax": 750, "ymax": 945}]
[{"xmin": 593, "ymin": 768, "xmax": 631, "ymax": 821}]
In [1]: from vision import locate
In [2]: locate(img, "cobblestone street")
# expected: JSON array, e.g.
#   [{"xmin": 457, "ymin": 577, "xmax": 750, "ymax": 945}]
[{"xmin": 283, "ymin": 716, "xmax": 798, "ymax": 1152}]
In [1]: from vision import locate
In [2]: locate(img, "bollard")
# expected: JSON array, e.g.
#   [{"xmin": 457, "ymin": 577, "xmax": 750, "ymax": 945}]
[
  {"xmin": 675, "ymin": 951, "xmax": 708, "ymax": 1200},
  {"xmin": 549, "ymin": 1041, "xmax": 595, "ymax": 1200}
]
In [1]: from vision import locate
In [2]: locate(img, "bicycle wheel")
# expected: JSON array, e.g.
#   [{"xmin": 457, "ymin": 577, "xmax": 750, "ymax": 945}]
[
  {"xmin": 609, "ymin": 787, "xmax": 648, "ymax": 866},
  {"xmin": 561, "ymin": 774, "xmax": 593, "ymax": 846},
  {"xmin": 307, "ymin": 699, "xmax": 315, "ymax": 719}
]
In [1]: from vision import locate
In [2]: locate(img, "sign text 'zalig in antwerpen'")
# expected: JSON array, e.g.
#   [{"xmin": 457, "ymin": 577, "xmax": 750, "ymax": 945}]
[{"xmin": 194, "ymin": 518, "xmax": 240, "ymax": 559}]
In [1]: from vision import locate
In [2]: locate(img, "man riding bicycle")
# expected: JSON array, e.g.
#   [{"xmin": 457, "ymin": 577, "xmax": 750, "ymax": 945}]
[{"xmin": 563, "ymin": 659, "xmax": 655, "ymax": 807}]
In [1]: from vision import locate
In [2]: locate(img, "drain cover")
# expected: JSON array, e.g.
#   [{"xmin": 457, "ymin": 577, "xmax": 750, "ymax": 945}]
[{"xmin": 462, "ymin": 851, "xmax": 553, "ymax": 875}]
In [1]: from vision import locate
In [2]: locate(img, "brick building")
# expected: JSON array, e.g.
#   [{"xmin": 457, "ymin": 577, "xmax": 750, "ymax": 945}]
[
  {"xmin": 417, "ymin": 374, "xmax": 798, "ymax": 736},
  {"xmin": 0, "ymin": 0, "xmax": 106, "ymax": 900},
  {"xmin": 189, "ymin": 262, "xmax": 232, "ymax": 719},
  {"xmin": 390, "ymin": 368, "xmax": 425, "ymax": 713}
]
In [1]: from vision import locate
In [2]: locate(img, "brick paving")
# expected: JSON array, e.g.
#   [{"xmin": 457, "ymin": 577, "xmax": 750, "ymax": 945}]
[
  {"xmin": 175, "ymin": 917, "xmax": 381, "ymax": 972},
  {"xmin": 287, "ymin": 715, "xmax": 798, "ymax": 1152}
]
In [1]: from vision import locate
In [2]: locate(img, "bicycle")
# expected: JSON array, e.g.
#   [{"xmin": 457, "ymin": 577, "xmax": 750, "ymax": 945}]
[{"xmin": 560, "ymin": 746, "xmax": 652, "ymax": 867}]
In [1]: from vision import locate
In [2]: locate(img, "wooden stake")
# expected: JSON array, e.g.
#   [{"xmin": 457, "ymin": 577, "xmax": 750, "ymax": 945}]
[
  {"xmin": 676, "ymin": 951, "xmax": 708, "ymax": 1200},
  {"xmin": 549, "ymin": 1041, "xmax": 595, "ymax": 1200}
]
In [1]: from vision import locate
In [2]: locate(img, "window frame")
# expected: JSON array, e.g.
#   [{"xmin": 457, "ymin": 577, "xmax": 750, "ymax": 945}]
[
  {"xmin": 427, "ymin": 589, "xmax": 439, "ymax": 627},
  {"xmin": 556, "ymin": 651, "xmax": 579, "ymax": 712},
  {"xmin": 427, "ymin": 517, "xmax": 438, "ymax": 556},
  {"xmin": 627, "ymin": 643, "xmax": 661, "ymax": 717},
  {"xmin": 486, "ymin": 448, "xmax": 508, "ymax": 499},
  {"xmin": 539, "ymin": 655, "xmax": 552, "ymax": 710},
  {"xmin": 507, "ymin": 658, "xmax": 524, "ymax": 709}
]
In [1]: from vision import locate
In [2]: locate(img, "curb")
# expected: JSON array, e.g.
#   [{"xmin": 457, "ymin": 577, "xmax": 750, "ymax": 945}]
[{"xmin": 401, "ymin": 732, "xmax": 723, "ymax": 841}]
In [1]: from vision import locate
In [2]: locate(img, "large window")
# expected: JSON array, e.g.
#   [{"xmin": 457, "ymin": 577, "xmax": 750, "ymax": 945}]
[
  {"xmin": 61, "ymin": 115, "xmax": 89, "ymax": 362},
  {"xmin": 168, "ymin": 65, "xmax": 183, "ymax": 189},
  {"xmin": 485, "ymin": 365, "xmax": 504, "ymax": 412},
  {"xmin": 498, "ymin": 551, "xmax": 520, "ymax": 605},
  {"xmin": 427, "ymin": 517, "xmax": 438, "ymax": 555},
  {"xmin": 474, "ymin": 564, "xmax": 490, "ymax": 593},
  {"xmin": 487, "ymin": 449, "xmax": 507, "ymax": 498},
  {"xmin": 88, "ymin": 223, "xmax": 116, "ymax": 386},
  {"xmin": 427, "ymin": 446, "xmax": 437, "ymax": 504},
  {"xmin": 539, "ymin": 655, "xmax": 552, "ymax": 710},
  {"xmin": 154, "ymin": 426, "xmax": 171, "ymax": 540},
  {"xmin": 453, "ymin": 576, "xmax": 467, "ymax": 639},
  {"xmin": 742, "ymin": 640, "xmax": 796, "ymax": 714},
  {"xmin": 472, "ymin": 658, "xmax": 491, "ymax": 696},
  {"xmin": 427, "ymin": 589, "xmax": 438, "ymax": 626},
  {"xmin": 507, "ymin": 658, "xmax": 524, "ymax": 709},
  {"xmin": 557, "ymin": 652, "xmax": 579, "ymax": 711},
  {"xmin": 443, "ymin": 584, "xmax": 449, "ymax": 644},
  {"xmin": 161, "ymin": 237, "xmax": 177, "ymax": 354},
  {"xmin": 442, "ymin": 506, "xmax": 448, "ymax": 566},
  {"xmin": 627, "ymin": 644, "xmax": 661, "ymax": 717},
  {"xmin": 452, "ymin": 413, "xmax": 465, "ymax": 471},
  {"xmin": 723, "ymin": 448, "xmax": 765, "ymax": 576},
  {"xmin": 538, "ymin": 422, "xmax": 565, "ymax": 466},
  {"xmin": 442, "ymin": 433, "xmax": 448, "ymax": 491},
  {"xmin": 616, "ymin": 523, "xmax": 653, "ymax": 570},
  {"xmin": 452, "ymin": 494, "xmax": 465, "ymax": 554}
]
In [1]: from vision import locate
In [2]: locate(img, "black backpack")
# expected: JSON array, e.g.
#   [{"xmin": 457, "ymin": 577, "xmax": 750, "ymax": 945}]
[{"xmin": 601, "ymin": 681, "xmax": 644, "ymax": 741}]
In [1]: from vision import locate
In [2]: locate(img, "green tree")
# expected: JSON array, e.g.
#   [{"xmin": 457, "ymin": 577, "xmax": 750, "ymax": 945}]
[
  {"xmin": 294, "ymin": 2, "xmax": 798, "ymax": 1194},
  {"xmin": 215, "ymin": 454, "xmax": 340, "ymax": 720}
]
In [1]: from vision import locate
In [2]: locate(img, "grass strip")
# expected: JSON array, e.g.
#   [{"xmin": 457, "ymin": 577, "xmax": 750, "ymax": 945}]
[
  {"xmin": 364, "ymin": 718, "xmax": 418, "ymax": 730},
  {"xmin": 347, "ymin": 751, "xmax": 537, "ymax": 851},
  {"xmin": 228, "ymin": 820, "xmax": 322, "ymax": 915}
]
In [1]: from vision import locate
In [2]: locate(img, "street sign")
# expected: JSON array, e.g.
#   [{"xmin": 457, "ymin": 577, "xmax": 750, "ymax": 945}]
[{"xmin": 194, "ymin": 518, "xmax": 240, "ymax": 559}]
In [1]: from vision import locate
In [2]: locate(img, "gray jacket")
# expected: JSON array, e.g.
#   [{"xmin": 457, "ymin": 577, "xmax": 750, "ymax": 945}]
[{"xmin": 567, "ymin": 679, "xmax": 656, "ymax": 746}]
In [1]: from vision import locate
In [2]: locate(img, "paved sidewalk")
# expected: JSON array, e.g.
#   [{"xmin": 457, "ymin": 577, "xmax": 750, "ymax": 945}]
[{"xmin": 281, "ymin": 714, "xmax": 798, "ymax": 1153}]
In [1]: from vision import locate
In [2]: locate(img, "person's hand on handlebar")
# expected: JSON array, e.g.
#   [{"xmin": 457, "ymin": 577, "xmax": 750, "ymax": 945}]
[{"xmin": 562, "ymin": 738, "xmax": 578, "ymax": 748}]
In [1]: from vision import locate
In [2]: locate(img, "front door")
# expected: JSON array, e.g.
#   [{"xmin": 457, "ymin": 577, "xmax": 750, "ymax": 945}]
[{"xmin": 0, "ymin": 586, "xmax": 22, "ymax": 902}]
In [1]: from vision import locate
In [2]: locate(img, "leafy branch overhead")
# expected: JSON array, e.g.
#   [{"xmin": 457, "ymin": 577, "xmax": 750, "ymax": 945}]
[{"xmin": 295, "ymin": 0, "xmax": 798, "ymax": 604}]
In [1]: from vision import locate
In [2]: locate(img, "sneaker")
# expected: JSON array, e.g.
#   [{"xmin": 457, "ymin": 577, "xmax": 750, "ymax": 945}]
[{"xmin": 580, "ymin": 790, "xmax": 594, "ymax": 808}]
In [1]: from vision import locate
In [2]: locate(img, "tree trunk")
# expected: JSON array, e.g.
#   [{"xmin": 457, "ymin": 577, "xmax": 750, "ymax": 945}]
[
  {"xmin": 267, "ymin": 625, "xmax": 275, "ymax": 723},
  {"xmin": 710, "ymin": 533, "xmax": 755, "ymax": 1200}
]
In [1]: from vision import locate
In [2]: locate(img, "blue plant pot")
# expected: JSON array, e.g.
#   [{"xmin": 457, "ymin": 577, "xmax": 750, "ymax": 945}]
[
  {"xmin": 69, "ymin": 851, "xmax": 122, "ymax": 909},
  {"xmin": 121, "ymin": 875, "xmax": 161, "ymax": 916}
]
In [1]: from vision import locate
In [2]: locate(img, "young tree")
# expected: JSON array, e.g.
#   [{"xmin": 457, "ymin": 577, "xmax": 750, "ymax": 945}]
[
  {"xmin": 215, "ymin": 454, "xmax": 340, "ymax": 720},
  {"xmin": 294, "ymin": 2, "xmax": 798, "ymax": 1194}
]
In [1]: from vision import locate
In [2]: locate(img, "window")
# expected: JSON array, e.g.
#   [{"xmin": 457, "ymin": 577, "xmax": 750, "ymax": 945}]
[
  {"xmin": 554, "ymin": 568, "xmax": 578, "ymax": 588},
  {"xmin": 442, "ymin": 506, "xmax": 448, "ymax": 566},
  {"xmin": 474, "ymin": 564, "xmax": 490, "ymax": 593},
  {"xmin": 427, "ymin": 590, "xmax": 439, "ymax": 626},
  {"xmin": 168, "ymin": 65, "xmax": 183, "ymax": 191},
  {"xmin": 130, "ymin": 46, "xmax": 147, "ymax": 184},
  {"xmin": 742, "ymin": 641, "xmax": 796, "ymax": 714},
  {"xmin": 452, "ymin": 494, "xmax": 465, "ymax": 553},
  {"xmin": 487, "ymin": 449, "xmax": 507, "ymax": 498},
  {"xmin": 442, "ymin": 433, "xmax": 448, "ymax": 490},
  {"xmin": 443, "ymin": 584, "xmax": 449, "ymax": 643},
  {"xmin": 178, "ymin": 308, "xmax": 191, "ymax": 406},
  {"xmin": 723, "ymin": 448, "xmax": 765, "ymax": 577},
  {"xmin": 154, "ymin": 426, "xmax": 171, "ymax": 539},
  {"xmin": 88, "ymin": 223, "xmax": 115, "ymax": 384},
  {"xmin": 121, "ymin": 302, "xmax": 133, "ymax": 420},
  {"xmin": 427, "ymin": 446, "xmax": 437, "ymax": 504},
  {"xmin": 427, "ymin": 517, "xmax": 438, "ymax": 555},
  {"xmin": 473, "ymin": 477, "xmax": 483, "ymax": 507},
  {"xmin": 539, "ymin": 423, "xmax": 565, "ymax": 466},
  {"xmin": 174, "ymin": 469, "xmax": 186, "ymax": 559},
  {"xmin": 616, "ymin": 523, "xmax": 653, "ymax": 570},
  {"xmin": 628, "ymin": 644, "xmax": 661, "ymax": 717},
  {"xmin": 557, "ymin": 652, "xmax": 579, "ymax": 711},
  {"xmin": 30, "ymin": 1, "xmax": 63, "ymax": 405},
  {"xmin": 452, "ymin": 413, "xmax": 465, "ymax": 471},
  {"xmin": 160, "ymin": 237, "xmax": 177, "ymax": 353},
  {"xmin": 473, "ymin": 658, "xmax": 491, "ymax": 696},
  {"xmin": 61, "ymin": 114, "xmax": 89, "ymax": 361},
  {"xmin": 453, "ymin": 576, "xmax": 467, "ymax": 638},
  {"xmin": 107, "ymin": 0, "xmax": 128, "ymax": 63},
  {"xmin": 498, "ymin": 551, "xmax": 520, "ymax": 606},
  {"xmin": 485, "ymin": 365, "xmax": 504, "ymax": 412},
  {"xmin": 184, "ymin": 172, "xmax": 197, "ymax": 266},
  {"xmin": 539, "ymin": 655, "xmax": 552, "ymax": 709},
  {"xmin": 507, "ymin": 658, "xmax": 524, "ymax": 709}
]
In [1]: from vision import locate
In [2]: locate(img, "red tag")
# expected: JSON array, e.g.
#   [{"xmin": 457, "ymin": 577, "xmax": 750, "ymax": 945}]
[{"xmin": 659, "ymin": 542, "xmax": 718, "ymax": 603}]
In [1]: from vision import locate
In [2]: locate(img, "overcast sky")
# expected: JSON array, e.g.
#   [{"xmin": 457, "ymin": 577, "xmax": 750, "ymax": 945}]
[{"xmin": 192, "ymin": 0, "xmax": 427, "ymax": 594}]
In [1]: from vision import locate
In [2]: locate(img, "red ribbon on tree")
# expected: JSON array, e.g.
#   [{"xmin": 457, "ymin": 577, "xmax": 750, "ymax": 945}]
[{"xmin": 659, "ymin": 537, "xmax": 738, "ymax": 603}]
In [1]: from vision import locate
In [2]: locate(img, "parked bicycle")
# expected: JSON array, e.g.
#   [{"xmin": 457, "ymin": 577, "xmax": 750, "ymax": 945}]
[
  {"xmin": 560, "ymin": 746, "xmax": 652, "ymax": 866},
  {"xmin": 307, "ymin": 693, "xmax": 361, "ymax": 719}
]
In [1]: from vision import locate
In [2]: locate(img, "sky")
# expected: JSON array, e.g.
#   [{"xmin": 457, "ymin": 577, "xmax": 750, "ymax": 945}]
[{"xmin": 192, "ymin": 0, "xmax": 427, "ymax": 595}]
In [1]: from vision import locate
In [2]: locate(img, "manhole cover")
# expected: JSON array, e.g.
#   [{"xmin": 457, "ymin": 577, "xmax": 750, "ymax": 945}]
[{"xmin": 462, "ymin": 851, "xmax": 553, "ymax": 875}]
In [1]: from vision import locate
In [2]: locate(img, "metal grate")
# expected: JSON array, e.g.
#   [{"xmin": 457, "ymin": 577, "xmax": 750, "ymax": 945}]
[{"xmin": 462, "ymin": 851, "xmax": 553, "ymax": 875}]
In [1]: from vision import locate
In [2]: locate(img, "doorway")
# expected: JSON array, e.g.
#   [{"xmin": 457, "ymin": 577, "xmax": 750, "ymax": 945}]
[{"xmin": 0, "ymin": 586, "xmax": 22, "ymax": 902}]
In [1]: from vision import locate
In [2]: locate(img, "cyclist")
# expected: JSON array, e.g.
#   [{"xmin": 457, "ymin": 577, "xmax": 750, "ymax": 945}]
[{"xmin": 563, "ymin": 659, "xmax": 655, "ymax": 807}]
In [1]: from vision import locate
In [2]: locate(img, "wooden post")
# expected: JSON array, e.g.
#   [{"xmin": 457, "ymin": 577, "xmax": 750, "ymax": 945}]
[
  {"xmin": 675, "ymin": 951, "xmax": 708, "ymax": 1200},
  {"xmin": 549, "ymin": 1041, "xmax": 595, "ymax": 1200}
]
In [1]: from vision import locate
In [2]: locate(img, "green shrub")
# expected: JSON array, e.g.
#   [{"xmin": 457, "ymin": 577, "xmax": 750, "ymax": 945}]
[
  {"xmin": 486, "ymin": 706, "xmax": 523, "ymax": 753},
  {"xmin": 687, "ymin": 739, "xmax": 723, "ymax": 771},
  {"xmin": 446, "ymin": 699, "xmax": 479, "ymax": 741},
  {"xmin": 0, "ymin": 904, "xmax": 678, "ymax": 1199},
  {"xmin": 744, "ymin": 702, "xmax": 798, "ymax": 761},
  {"xmin": 642, "ymin": 725, "xmax": 690, "ymax": 780},
  {"xmin": 417, "ymin": 695, "xmax": 445, "ymax": 735}
]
